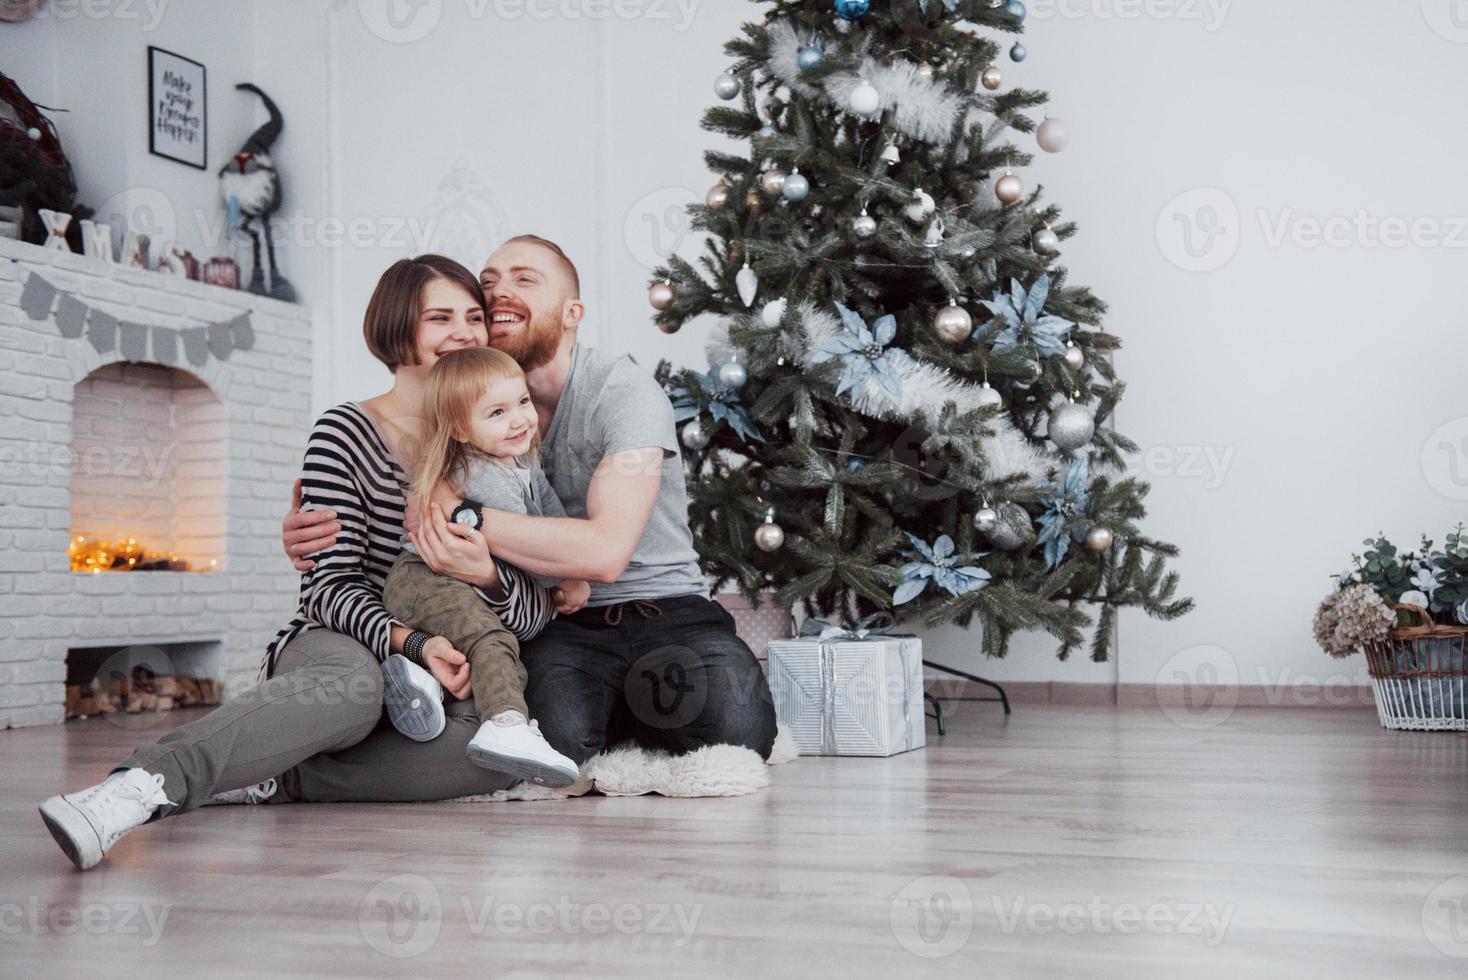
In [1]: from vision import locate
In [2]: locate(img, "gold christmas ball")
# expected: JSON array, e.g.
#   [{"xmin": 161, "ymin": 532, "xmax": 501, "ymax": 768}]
[
  {"xmin": 981, "ymin": 65, "xmax": 1003, "ymax": 91},
  {"xmin": 648, "ymin": 280, "xmax": 676, "ymax": 311},
  {"xmin": 744, "ymin": 191, "xmax": 763, "ymax": 212},
  {"xmin": 933, "ymin": 304, "xmax": 973, "ymax": 344},
  {"xmin": 706, "ymin": 180, "xmax": 730, "ymax": 210},
  {"xmin": 1086, "ymin": 526, "xmax": 1114, "ymax": 552},
  {"xmin": 657, "ymin": 319, "xmax": 681, "ymax": 335},
  {"xmin": 761, "ymin": 169, "xmax": 787, "ymax": 197},
  {"xmin": 995, "ymin": 173, "xmax": 1023, "ymax": 205}
]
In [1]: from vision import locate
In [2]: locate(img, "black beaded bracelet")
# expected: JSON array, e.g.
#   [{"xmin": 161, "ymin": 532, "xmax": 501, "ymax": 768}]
[{"xmin": 402, "ymin": 630, "xmax": 432, "ymax": 667}]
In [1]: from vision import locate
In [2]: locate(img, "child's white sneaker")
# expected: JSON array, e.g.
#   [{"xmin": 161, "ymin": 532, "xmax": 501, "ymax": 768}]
[
  {"xmin": 39, "ymin": 768, "xmax": 172, "ymax": 871},
  {"xmin": 467, "ymin": 713, "xmax": 581, "ymax": 787},
  {"xmin": 202, "ymin": 778, "xmax": 278, "ymax": 806},
  {"xmin": 382, "ymin": 654, "xmax": 446, "ymax": 742}
]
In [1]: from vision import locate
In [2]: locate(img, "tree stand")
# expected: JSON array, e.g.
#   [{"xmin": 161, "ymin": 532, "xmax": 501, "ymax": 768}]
[{"xmin": 923, "ymin": 661, "xmax": 1011, "ymax": 735}]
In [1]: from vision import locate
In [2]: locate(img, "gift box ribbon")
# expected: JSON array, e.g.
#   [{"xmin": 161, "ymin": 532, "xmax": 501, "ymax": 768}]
[{"xmin": 796, "ymin": 614, "xmax": 914, "ymax": 754}]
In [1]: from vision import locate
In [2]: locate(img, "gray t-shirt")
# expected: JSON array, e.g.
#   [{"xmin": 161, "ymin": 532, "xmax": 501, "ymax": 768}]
[{"xmin": 539, "ymin": 342, "xmax": 705, "ymax": 606}]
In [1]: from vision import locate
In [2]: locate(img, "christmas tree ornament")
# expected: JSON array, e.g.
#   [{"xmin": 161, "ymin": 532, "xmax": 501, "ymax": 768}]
[
  {"xmin": 1086, "ymin": 526, "xmax": 1114, "ymax": 552},
  {"xmin": 974, "ymin": 505, "xmax": 998, "ymax": 532},
  {"xmin": 833, "ymin": 0, "xmax": 871, "ymax": 21},
  {"xmin": 933, "ymin": 300, "xmax": 972, "ymax": 343},
  {"xmin": 718, "ymin": 360, "xmax": 749, "ymax": 390},
  {"xmin": 681, "ymin": 418, "xmax": 711, "ymax": 450},
  {"xmin": 649, "ymin": 280, "xmax": 676, "ymax": 311},
  {"xmin": 1004, "ymin": 0, "xmax": 1027, "ymax": 22},
  {"xmin": 798, "ymin": 45, "xmax": 824, "ymax": 70},
  {"xmin": 976, "ymin": 383, "xmax": 1003, "ymax": 408},
  {"xmin": 714, "ymin": 72, "xmax": 741, "ymax": 101},
  {"xmin": 658, "ymin": 320, "xmax": 681, "ymax": 335},
  {"xmin": 848, "ymin": 79, "xmax": 881, "ymax": 118},
  {"xmin": 1064, "ymin": 341, "xmax": 1085, "ymax": 370},
  {"xmin": 995, "ymin": 172, "xmax": 1023, "ymax": 204},
  {"xmin": 736, "ymin": 262, "xmax": 759, "ymax": 307},
  {"xmin": 1033, "ymin": 224, "xmax": 1060, "ymax": 255},
  {"xmin": 981, "ymin": 65, "xmax": 1003, "ymax": 90},
  {"xmin": 880, "ymin": 141, "xmax": 901, "ymax": 165},
  {"xmin": 986, "ymin": 502, "xmax": 1034, "ymax": 551},
  {"xmin": 1037, "ymin": 116, "xmax": 1069, "ymax": 153},
  {"xmin": 1009, "ymin": 42, "xmax": 1028, "ymax": 63},
  {"xmin": 852, "ymin": 209, "xmax": 877, "ymax": 238},
  {"xmin": 761, "ymin": 297, "xmax": 788, "ymax": 328},
  {"xmin": 754, "ymin": 508, "xmax": 786, "ymax": 552},
  {"xmin": 915, "ymin": 61, "xmax": 934, "ymax": 81},
  {"xmin": 924, "ymin": 217, "xmax": 946, "ymax": 249},
  {"xmin": 904, "ymin": 189, "xmax": 936, "ymax": 223},
  {"xmin": 761, "ymin": 168, "xmax": 787, "ymax": 196},
  {"xmin": 1047, "ymin": 400, "xmax": 1095, "ymax": 451},
  {"xmin": 782, "ymin": 169, "xmax": 810, "ymax": 202},
  {"xmin": 706, "ymin": 179, "xmax": 731, "ymax": 210},
  {"xmin": 744, "ymin": 190, "xmax": 764, "ymax": 212}
]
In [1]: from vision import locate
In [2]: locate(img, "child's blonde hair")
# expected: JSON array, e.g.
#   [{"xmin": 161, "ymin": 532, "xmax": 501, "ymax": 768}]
[{"xmin": 412, "ymin": 347, "xmax": 536, "ymax": 514}]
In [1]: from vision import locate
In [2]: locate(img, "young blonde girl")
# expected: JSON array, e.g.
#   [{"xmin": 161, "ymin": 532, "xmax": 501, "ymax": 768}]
[{"xmin": 382, "ymin": 347, "xmax": 587, "ymax": 787}]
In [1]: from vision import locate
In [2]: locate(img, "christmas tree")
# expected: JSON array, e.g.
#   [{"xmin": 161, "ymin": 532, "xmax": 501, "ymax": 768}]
[{"xmin": 650, "ymin": 0, "xmax": 1192, "ymax": 660}]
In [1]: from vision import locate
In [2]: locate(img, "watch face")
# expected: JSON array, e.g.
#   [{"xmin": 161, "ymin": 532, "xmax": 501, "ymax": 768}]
[{"xmin": 451, "ymin": 504, "xmax": 481, "ymax": 530}]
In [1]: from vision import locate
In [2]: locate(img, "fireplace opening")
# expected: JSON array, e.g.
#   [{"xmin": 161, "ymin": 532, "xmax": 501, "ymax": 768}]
[
  {"xmin": 68, "ymin": 363, "xmax": 227, "ymax": 573},
  {"xmin": 65, "ymin": 642, "xmax": 225, "ymax": 721}
]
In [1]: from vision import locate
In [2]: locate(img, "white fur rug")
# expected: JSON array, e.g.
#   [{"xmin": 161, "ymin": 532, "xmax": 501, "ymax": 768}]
[{"xmin": 452, "ymin": 723, "xmax": 799, "ymax": 802}]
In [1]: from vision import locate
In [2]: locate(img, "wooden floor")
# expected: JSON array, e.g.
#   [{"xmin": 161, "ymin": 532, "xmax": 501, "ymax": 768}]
[{"xmin": 3, "ymin": 703, "xmax": 1466, "ymax": 978}]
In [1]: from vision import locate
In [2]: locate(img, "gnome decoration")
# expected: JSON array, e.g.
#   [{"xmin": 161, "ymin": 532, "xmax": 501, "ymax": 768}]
[
  {"xmin": 0, "ymin": 70, "xmax": 89, "ymax": 249},
  {"xmin": 218, "ymin": 83, "xmax": 295, "ymax": 302}
]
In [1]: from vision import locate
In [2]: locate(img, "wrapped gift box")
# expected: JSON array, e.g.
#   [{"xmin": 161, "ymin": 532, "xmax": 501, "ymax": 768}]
[
  {"xmin": 767, "ymin": 625, "xmax": 925, "ymax": 757},
  {"xmin": 715, "ymin": 593, "xmax": 794, "ymax": 665}
]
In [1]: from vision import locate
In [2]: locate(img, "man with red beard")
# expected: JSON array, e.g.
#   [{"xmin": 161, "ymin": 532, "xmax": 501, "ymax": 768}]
[{"xmin": 296, "ymin": 236, "xmax": 777, "ymax": 765}]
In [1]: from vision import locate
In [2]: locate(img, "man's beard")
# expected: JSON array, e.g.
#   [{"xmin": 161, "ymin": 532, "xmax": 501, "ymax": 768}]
[{"xmin": 493, "ymin": 309, "xmax": 560, "ymax": 371}]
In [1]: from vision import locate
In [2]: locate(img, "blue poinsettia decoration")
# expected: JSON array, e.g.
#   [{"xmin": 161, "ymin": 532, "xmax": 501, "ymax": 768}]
[
  {"xmin": 810, "ymin": 302, "xmax": 904, "ymax": 409},
  {"xmin": 893, "ymin": 533, "xmax": 991, "ymax": 606},
  {"xmin": 978, "ymin": 274, "xmax": 1074, "ymax": 357},
  {"xmin": 1036, "ymin": 456, "xmax": 1091, "ymax": 569},
  {"xmin": 668, "ymin": 371, "xmax": 763, "ymax": 443}
]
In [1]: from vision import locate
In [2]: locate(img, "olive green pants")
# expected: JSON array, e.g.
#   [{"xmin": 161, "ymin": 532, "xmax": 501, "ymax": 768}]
[{"xmin": 383, "ymin": 552, "xmax": 528, "ymax": 720}]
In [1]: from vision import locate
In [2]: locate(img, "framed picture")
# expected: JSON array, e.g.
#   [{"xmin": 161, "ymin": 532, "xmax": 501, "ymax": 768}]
[{"xmin": 148, "ymin": 47, "xmax": 207, "ymax": 170}]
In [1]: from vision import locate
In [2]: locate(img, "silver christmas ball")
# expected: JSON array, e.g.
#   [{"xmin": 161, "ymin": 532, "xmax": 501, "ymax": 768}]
[
  {"xmin": 933, "ymin": 304, "xmax": 973, "ymax": 344},
  {"xmin": 782, "ymin": 171, "xmax": 810, "ymax": 202},
  {"xmin": 904, "ymin": 190, "xmax": 936, "ymax": 224},
  {"xmin": 986, "ymin": 502, "xmax": 1034, "ymax": 551},
  {"xmin": 761, "ymin": 169, "xmax": 787, "ymax": 196},
  {"xmin": 976, "ymin": 383, "xmax": 1003, "ymax": 408},
  {"xmin": 706, "ymin": 181, "xmax": 731, "ymax": 210},
  {"xmin": 717, "ymin": 361, "xmax": 749, "ymax": 389},
  {"xmin": 1037, "ymin": 117, "xmax": 1069, "ymax": 153},
  {"xmin": 915, "ymin": 61, "xmax": 934, "ymax": 81},
  {"xmin": 648, "ymin": 280, "xmax": 676, "ymax": 311},
  {"xmin": 1086, "ymin": 526, "xmax": 1114, "ymax": 552},
  {"xmin": 1047, "ymin": 402, "xmax": 1095, "ymax": 451},
  {"xmin": 852, "ymin": 211, "xmax": 878, "ymax": 238},
  {"xmin": 980, "ymin": 65, "xmax": 1003, "ymax": 91},
  {"xmin": 1064, "ymin": 344, "xmax": 1085, "ymax": 370},
  {"xmin": 848, "ymin": 80, "xmax": 881, "ymax": 117},
  {"xmin": 681, "ymin": 419, "xmax": 711, "ymax": 450},
  {"xmin": 761, "ymin": 298, "xmax": 788, "ymax": 328},
  {"xmin": 27, "ymin": 126, "xmax": 42, "ymax": 140},
  {"xmin": 995, "ymin": 173, "xmax": 1023, "ymax": 205},
  {"xmin": 754, "ymin": 520, "xmax": 786, "ymax": 552},
  {"xmin": 974, "ymin": 506, "xmax": 998, "ymax": 532},
  {"xmin": 714, "ymin": 72, "xmax": 741, "ymax": 101},
  {"xmin": 1009, "ymin": 42, "xmax": 1028, "ymax": 63},
  {"xmin": 798, "ymin": 45, "xmax": 823, "ymax": 70},
  {"xmin": 1033, "ymin": 226, "xmax": 1060, "ymax": 255}
]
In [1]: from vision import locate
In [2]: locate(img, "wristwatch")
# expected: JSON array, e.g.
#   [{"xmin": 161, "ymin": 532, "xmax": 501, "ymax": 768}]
[{"xmin": 450, "ymin": 497, "xmax": 485, "ymax": 532}]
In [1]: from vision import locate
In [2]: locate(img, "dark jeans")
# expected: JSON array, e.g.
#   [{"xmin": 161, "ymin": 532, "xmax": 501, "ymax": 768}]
[{"xmin": 523, "ymin": 594, "xmax": 777, "ymax": 764}]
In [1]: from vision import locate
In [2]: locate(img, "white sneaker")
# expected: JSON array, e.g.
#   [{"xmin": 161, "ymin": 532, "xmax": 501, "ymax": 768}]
[
  {"xmin": 382, "ymin": 654, "xmax": 446, "ymax": 742},
  {"xmin": 466, "ymin": 718, "xmax": 581, "ymax": 788},
  {"xmin": 39, "ymin": 769, "xmax": 172, "ymax": 871},
  {"xmin": 202, "ymin": 778, "xmax": 278, "ymax": 806}
]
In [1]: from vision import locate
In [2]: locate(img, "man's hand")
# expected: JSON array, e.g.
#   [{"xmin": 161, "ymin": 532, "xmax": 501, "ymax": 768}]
[
  {"xmin": 408, "ymin": 502, "xmax": 500, "ymax": 590},
  {"xmin": 556, "ymin": 579, "xmax": 590, "ymax": 615},
  {"xmin": 422, "ymin": 635, "xmax": 472, "ymax": 701},
  {"xmin": 282, "ymin": 478, "xmax": 340, "ymax": 572}
]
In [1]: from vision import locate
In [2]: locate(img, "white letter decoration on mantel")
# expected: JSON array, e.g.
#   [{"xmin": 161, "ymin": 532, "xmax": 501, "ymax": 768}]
[
  {"xmin": 80, "ymin": 220, "xmax": 115, "ymax": 263},
  {"xmin": 38, "ymin": 209, "xmax": 73, "ymax": 252}
]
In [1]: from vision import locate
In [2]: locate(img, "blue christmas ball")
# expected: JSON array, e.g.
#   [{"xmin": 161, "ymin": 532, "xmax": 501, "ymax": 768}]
[
  {"xmin": 1004, "ymin": 0, "xmax": 1027, "ymax": 22},
  {"xmin": 797, "ymin": 45, "xmax": 823, "ymax": 70},
  {"xmin": 782, "ymin": 172, "xmax": 810, "ymax": 202},
  {"xmin": 833, "ymin": 0, "xmax": 870, "ymax": 21},
  {"xmin": 1009, "ymin": 42, "xmax": 1028, "ymax": 63}
]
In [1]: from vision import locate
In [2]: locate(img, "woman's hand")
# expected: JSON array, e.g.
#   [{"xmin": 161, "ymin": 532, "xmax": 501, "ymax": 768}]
[
  {"xmin": 282, "ymin": 478, "xmax": 340, "ymax": 571},
  {"xmin": 409, "ymin": 502, "xmax": 500, "ymax": 590},
  {"xmin": 423, "ymin": 635, "xmax": 472, "ymax": 701}
]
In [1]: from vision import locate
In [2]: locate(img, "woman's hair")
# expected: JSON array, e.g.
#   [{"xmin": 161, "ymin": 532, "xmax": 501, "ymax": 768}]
[
  {"xmin": 363, "ymin": 254, "xmax": 485, "ymax": 371},
  {"xmin": 411, "ymin": 347, "xmax": 534, "ymax": 515}
]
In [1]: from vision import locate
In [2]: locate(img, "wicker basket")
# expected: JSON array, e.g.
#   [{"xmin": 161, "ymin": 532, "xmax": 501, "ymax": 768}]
[{"xmin": 1363, "ymin": 603, "xmax": 1468, "ymax": 731}]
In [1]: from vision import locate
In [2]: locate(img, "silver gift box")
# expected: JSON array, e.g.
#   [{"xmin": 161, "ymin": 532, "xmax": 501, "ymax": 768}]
[{"xmin": 767, "ymin": 632, "xmax": 926, "ymax": 757}]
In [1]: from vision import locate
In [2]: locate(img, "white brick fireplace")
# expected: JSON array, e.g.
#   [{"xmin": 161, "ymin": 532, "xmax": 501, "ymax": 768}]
[{"xmin": 0, "ymin": 239, "xmax": 312, "ymax": 728}]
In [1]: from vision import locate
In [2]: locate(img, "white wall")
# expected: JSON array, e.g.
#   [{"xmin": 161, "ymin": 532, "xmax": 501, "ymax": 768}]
[{"xmin": 22, "ymin": 2, "xmax": 1464, "ymax": 692}]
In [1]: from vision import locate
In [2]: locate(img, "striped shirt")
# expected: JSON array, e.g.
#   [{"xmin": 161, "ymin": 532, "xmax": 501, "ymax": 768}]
[{"xmin": 261, "ymin": 402, "xmax": 554, "ymax": 679}]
